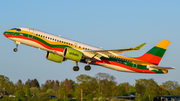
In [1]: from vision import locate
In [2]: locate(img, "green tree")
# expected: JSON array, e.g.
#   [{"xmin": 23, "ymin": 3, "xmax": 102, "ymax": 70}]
[
  {"xmin": 143, "ymin": 86, "xmax": 156, "ymax": 101},
  {"xmin": 75, "ymin": 74, "xmax": 98, "ymax": 99},
  {"xmin": 127, "ymin": 85, "xmax": 136, "ymax": 95},
  {"xmin": 16, "ymin": 79, "xmax": 23, "ymax": 90},
  {"xmin": 6, "ymin": 81, "xmax": 15, "ymax": 95},
  {"xmin": 45, "ymin": 89, "xmax": 55, "ymax": 96},
  {"xmin": 135, "ymin": 78, "xmax": 165, "ymax": 100},
  {"xmin": 95, "ymin": 73, "xmax": 116, "ymax": 98},
  {"xmin": 30, "ymin": 79, "xmax": 40, "ymax": 88},
  {"xmin": 54, "ymin": 80, "xmax": 60, "ymax": 96},
  {"xmin": 0, "ymin": 75, "xmax": 15, "ymax": 95},
  {"xmin": 162, "ymin": 80, "xmax": 180, "ymax": 95},
  {"xmin": 23, "ymin": 84, "xmax": 31, "ymax": 97},
  {"xmin": 59, "ymin": 81, "xmax": 66, "ymax": 98},
  {"xmin": 30, "ymin": 87, "xmax": 39, "ymax": 96},
  {"xmin": 15, "ymin": 90, "xmax": 26, "ymax": 98}
]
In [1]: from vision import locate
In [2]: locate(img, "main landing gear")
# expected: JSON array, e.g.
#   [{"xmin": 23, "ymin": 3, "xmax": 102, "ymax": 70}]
[
  {"xmin": 13, "ymin": 41, "xmax": 20, "ymax": 52},
  {"xmin": 84, "ymin": 65, "xmax": 91, "ymax": 71},
  {"xmin": 84, "ymin": 59, "xmax": 91, "ymax": 71},
  {"xmin": 73, "ymin": 66, "xmax": 79, "ymax": 71},
  {"xmin": 73, "ymin": 61, "xmax": 79, "ymax": 71},
  {"xmin": 73, "ymin": 61, "xmax": 91, "ymax": 71}
]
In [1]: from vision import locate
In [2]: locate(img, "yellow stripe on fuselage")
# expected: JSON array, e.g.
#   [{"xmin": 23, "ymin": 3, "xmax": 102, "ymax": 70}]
[{"xmin": 7, "ymin": 30, "xmax": 91, "ymax": 51}]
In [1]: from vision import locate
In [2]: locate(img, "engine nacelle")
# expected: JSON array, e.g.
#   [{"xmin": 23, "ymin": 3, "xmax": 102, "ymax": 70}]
[
  {"xmin": 63, "ymin": 47, "xmax": 83, "ymax": 62},
  {"xmin": 46, "ymin": 51, "xmax": 64, "ymax": 63}
]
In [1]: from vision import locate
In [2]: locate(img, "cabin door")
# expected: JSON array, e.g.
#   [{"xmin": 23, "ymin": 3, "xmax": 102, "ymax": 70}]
[
  {"xmin": 28, "ymin": 28, "xmax": 34, "ymax": 38},
  {"xmin": 132, "ymin": 59, "xmax": 138, "ymax": 68}
]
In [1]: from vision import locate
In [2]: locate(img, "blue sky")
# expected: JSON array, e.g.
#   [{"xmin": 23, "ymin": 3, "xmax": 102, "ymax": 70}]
[{"xmin": 1, "ymin": 0, "xmax": 180, "ymax": 85}]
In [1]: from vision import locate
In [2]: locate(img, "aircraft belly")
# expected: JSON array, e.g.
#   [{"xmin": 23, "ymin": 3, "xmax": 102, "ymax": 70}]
[{"xmin": 97, "ymin": 63, "xmax": 135, "ymax": 73}]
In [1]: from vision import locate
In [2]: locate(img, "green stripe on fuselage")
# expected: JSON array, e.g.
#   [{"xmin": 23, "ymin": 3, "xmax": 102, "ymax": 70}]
[
  {"xmin": 5, "ymin": 32, "xmax": 70, "ymax": 49},
  {"xmin": 147, "ymin": 46, "xmax": 166, "ymax": 57}
]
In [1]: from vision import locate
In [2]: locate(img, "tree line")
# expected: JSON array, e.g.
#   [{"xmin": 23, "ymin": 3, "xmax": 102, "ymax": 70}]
[{"xmin": 0, "ymin": 73, "xmax": 180, "ymax": 101}]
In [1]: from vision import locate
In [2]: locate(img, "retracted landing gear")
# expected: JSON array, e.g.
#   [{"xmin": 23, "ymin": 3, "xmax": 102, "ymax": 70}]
[
  {"xmin": 84, "ymin": 65, "xmax": 91, "ymax": 71},
  {"xmin": 73, "ymin": 61, "xmax": 79, "ymax": 71}
]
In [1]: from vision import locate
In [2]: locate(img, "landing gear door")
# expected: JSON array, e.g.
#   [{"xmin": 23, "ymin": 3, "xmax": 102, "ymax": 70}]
[{"xmin": 29, "ymin": 28, "xmax": 34, "ymax": 38}]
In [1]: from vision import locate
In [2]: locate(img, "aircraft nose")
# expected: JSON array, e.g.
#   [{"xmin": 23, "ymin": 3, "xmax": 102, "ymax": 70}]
[{"xmin": 3, "ymin": 31, "xmax": 8, "ymax": 37}]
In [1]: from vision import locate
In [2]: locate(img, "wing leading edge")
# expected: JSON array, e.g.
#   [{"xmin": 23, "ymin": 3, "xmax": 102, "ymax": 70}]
[{"xmin": 83, "ymin": 43, "xmax": 146, "ymax": 60}]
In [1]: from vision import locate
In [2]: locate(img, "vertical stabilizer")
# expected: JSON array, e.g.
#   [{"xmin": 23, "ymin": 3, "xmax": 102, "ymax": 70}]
[{"xmin": 136, "ymin": 40, "xmax": 171, "ymax": 65}]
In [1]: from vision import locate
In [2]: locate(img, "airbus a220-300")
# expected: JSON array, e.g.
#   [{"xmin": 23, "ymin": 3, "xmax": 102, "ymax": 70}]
[{"xmin": 4, "ymin": 27, "xmax": 175, "ymax": 74}]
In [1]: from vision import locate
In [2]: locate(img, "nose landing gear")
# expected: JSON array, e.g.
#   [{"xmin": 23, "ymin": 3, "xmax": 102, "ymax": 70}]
[
  {"xmin": 13, "ymin": 44, "xmax": 19, "ymax": 52},
  {"xmin": 13, "ymin": 41, "xmax": 20, "ymax": 52}
]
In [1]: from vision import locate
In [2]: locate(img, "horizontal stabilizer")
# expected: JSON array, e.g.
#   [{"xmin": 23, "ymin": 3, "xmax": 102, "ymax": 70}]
[{"xmin": 148, "ymin": 65, "xmax": 175, "ymax": 70}]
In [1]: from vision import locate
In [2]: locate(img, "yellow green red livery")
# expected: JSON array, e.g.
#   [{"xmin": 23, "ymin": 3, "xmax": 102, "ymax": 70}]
[{"xmin": 3, "ymin": 27, "xmax": 175, "ymax": 74}]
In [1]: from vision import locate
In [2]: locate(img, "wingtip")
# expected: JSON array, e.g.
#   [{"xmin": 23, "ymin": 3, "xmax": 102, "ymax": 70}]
[
  {"xmin": 171, "ymin": 67, "xmax": 176, "ymax": 69},
  {"xmin": 133, "ymin": 43, "xmax": 146, "ymax": 50}
]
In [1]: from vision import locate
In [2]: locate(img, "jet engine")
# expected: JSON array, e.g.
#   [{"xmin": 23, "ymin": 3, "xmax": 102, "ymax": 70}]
[
  {"xmin": 63, "ymin": 47, "xmax": 83, "ymax": 62},
  {"xmin": 46, "ymin": 51, "xmax": 64, "ymax": 63}
]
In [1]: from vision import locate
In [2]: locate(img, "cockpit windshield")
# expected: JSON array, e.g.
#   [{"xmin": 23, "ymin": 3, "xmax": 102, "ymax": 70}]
[{"xmin": 11, "ymin": 28, "xmax": 21, "ymax": 31}]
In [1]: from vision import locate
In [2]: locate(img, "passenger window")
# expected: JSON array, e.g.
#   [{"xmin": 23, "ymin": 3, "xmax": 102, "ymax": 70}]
[
  {"xmin": 55, "ymin": 39, "xmax": 56, "ymax": 41},
  {"xmin": 79, "ymin": 46, "xmax": 81, "ymax": 48},
  {"xmin": 36, "ymin": 34, "xmax": 38, "ymax": 36},
  {"xmin": 53, "ymin": 38, "xmax": 54, "ymax": 40},
  {"xmin": 48, "ymin": 37, "xmax": 49, "ymax": 39},
  {"xmin": 57, "ymin": 40, "xmax": 59, "ymax": 42}
]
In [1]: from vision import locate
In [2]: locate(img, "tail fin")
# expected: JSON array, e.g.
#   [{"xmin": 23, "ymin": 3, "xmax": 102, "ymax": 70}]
[{"xmin": 136, "ymin": 40, "xmax": 171, "ymax": 65}]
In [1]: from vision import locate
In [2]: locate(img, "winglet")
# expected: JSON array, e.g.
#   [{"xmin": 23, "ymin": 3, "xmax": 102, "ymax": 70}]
[{"xmin": 133, "ymin": 43, "xmax": 146, "ymax": 50}]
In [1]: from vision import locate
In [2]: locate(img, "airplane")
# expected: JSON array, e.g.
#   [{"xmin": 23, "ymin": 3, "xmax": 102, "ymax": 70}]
[{"xmin": 3, "ymin": 27, "xmax": 175, "ymax": 74}]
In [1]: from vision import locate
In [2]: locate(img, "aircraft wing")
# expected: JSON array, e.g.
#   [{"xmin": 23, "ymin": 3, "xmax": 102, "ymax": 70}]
[{"xmin": 83, "ymin": 43, "xmax": 146, "ymax": 60}]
